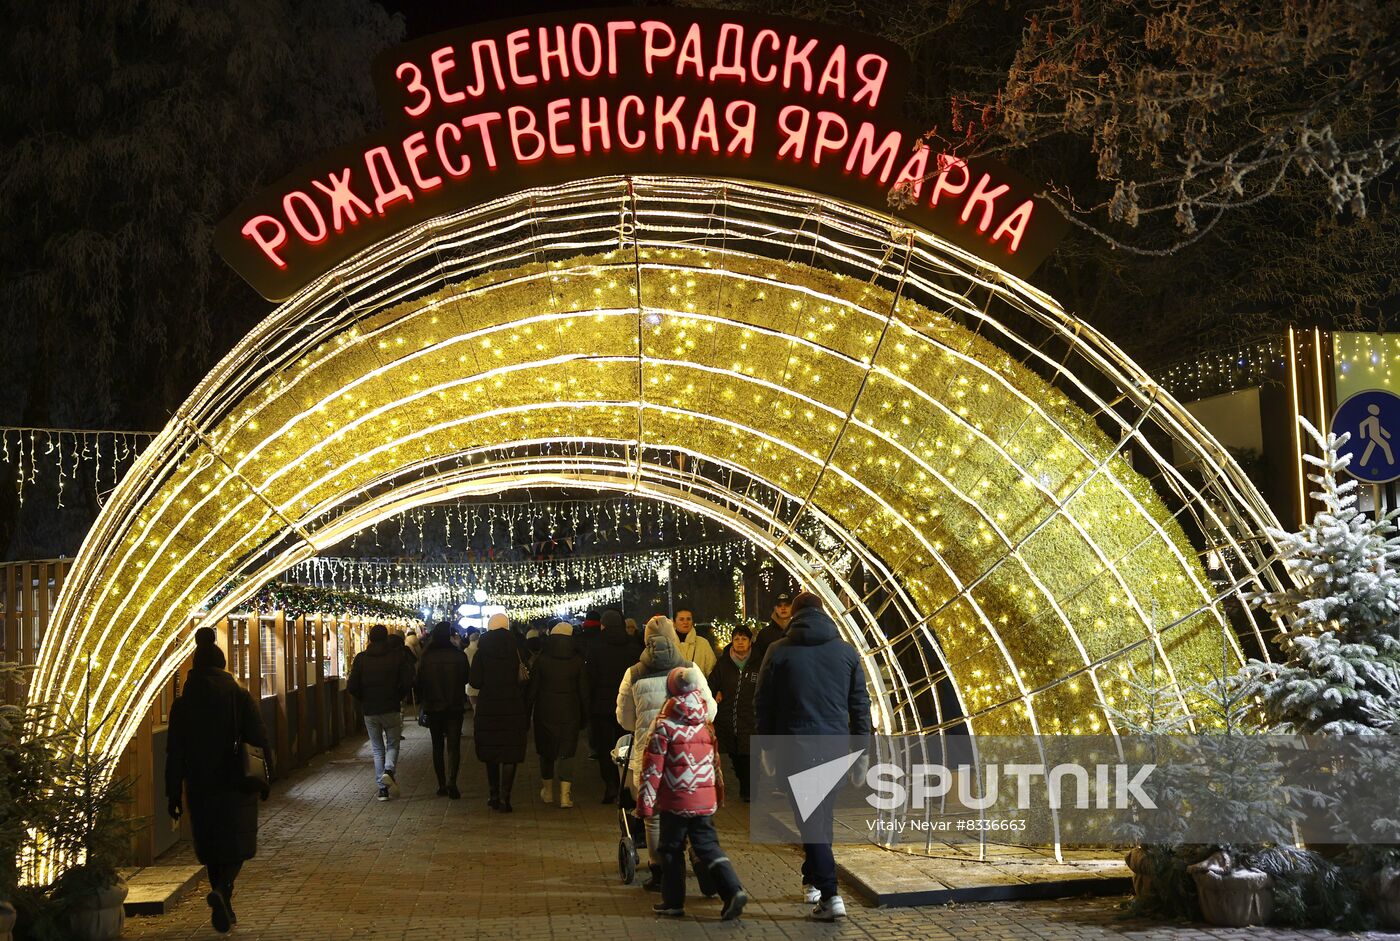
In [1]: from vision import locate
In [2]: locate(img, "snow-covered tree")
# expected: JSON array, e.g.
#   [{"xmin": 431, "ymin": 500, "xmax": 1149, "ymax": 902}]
[{"xmin": 1240, "ymin": 418, "xmax": 1400, "ymax": 735}]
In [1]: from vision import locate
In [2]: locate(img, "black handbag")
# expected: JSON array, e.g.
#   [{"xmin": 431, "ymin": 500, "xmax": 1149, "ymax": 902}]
[{"xmin": 233, "ymin": 692, "xmax": 271, "ymax": 796}]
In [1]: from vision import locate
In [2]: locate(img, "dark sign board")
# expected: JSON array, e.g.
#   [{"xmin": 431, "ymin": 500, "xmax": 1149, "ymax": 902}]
[{"xmin": 215, "ymin": 8, "xmax": 1068, "ymax": 301}]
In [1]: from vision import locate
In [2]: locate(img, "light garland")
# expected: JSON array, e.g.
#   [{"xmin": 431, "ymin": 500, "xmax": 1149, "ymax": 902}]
[
  {"xmin": 32, "ymin": 176, "xmax": 1287, "ymax": 788},
  {"xmin": 1334, "ymin": 331, "xmax": 1400, "ymax": 399},
  {"xmin": 1156, "ymin": 337, "xmax": 1289, "ymax": 402},
  {"xmin": 0, "ymin": 426, "xmax": 154, "ymax": 507},
  {"xmin": 407, "ymin": 584, "xmax": 626, "ymax": 623}
]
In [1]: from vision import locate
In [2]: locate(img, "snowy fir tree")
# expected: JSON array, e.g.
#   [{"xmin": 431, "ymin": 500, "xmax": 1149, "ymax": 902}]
[{"xmin": 1239, "ymin": 418, "xmax": 1400, "ymax": 735}]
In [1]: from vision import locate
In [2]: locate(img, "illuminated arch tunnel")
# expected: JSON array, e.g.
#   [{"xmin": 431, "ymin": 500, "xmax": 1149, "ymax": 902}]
[{"xmin": 33, "ymin": 176, "xmax": 1285, "ymax": 773}]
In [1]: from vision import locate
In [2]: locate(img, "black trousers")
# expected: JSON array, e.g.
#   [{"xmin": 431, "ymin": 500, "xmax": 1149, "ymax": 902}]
[
  {"xmin": 658, "ymin": 812, "xmax": 742, "ymax": 909},
  {"xmin": 426, "ymin": 710, "xmax": 464, "ymax": 787},
  {"xmin": 207, "ymin": 860, "xmax": 243, "ymax": 902},
  {"xmin": 589, "ymin": 716, "xmax": 624, "ymax": 795},
  {"xmin": 727, "ymin": 752, "xmax": 751, "ymax": 799}
]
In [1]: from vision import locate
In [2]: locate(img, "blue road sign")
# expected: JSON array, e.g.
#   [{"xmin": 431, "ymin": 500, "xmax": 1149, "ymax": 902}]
[{"xmin": 1332, "ymin": 389, "xmax": 1400, "ymax": 484}]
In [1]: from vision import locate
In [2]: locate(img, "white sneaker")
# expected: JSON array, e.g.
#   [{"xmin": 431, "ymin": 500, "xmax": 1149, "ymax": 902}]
[
  {"xmin": 381, "ymin": 770, "xmax": 400, "ymax": 798},
  {"xmin": 810, "ymin": 895, "xmax": 846, "ymax": 921},
  {"xmin": 802, "ymin": 883, "xmax": 821, "ymax": 903}
]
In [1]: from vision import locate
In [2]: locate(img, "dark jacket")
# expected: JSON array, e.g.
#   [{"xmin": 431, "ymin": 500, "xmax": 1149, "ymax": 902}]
[
  {"xmin": 751, "ymin": 618, "xmax": 787, "ymax": 669},
  {"xmin": 347, "ymin": 640, "xmax": 414, "ymax": 715},
  {"xmin": 585, "ymin": 613, "xmax": 642, "ymax": 718},
  {"xmin": 165, "ymin": 666, "xmax": 270, "ymax": 865},
  {"xmin": 416, "ymin": 638, "xmax": 469, "ymax": 714},
  {"xmin": 709, "ymin": 644, "xmax": 759, "ymax": 755},
  {"xmin": 755, "ymin": 606, "xmax": 872, "ymax": 736},
  {"xmin": 469, "ymin": 628, "xmax": 530, "ymax": 763},
  {"xmin": 528, "ymin": 633, "xmax": 590, "ymax": 758}
]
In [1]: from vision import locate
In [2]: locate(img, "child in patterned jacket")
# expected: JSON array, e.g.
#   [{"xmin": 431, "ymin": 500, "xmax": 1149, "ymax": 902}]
[{"xmin": 637, "ymin": 665, "xmax": 749, "ymax": 920}]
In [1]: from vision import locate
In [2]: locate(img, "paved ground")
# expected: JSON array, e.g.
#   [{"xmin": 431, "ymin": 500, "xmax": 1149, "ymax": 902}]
[{"xmin": 125, "ymin": 718, "xmax": 1388, "ymax": 940}]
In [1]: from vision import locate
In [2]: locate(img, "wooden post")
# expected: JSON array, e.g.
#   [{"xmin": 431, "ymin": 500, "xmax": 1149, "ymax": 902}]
[{"xmin": 272, "ymin": 611, "xmax": 290, "ymax": 770}]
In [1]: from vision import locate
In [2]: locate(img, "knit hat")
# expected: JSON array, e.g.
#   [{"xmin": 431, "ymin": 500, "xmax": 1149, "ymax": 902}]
[
  {"xmin": 666, "ymin": 665, "xmax": 699, "ymax": 697},
  {"xmin": 791, "ymin": 591, "xmax": 823, "ymax": 614},
  {"xmin": 369, "ymin": 624, "xmax": 389, "ymax": 643},
  {"xmin": 644, "ymin": 615, "xmax": 678, "ymax": 644},
  {"xmin": 194, "ymin": 626, "xmax": 217, "ymax": 647},
  {"xmin": 600, "ymin": 609, "xmax": 624, "ymax": 631},
  {"xmin": 431, "ymin": 620, "xmax": 454, "ymax": 643},
  {"xmin": 487, "ymin": 612, "xmax": 510, "ymax": 630},
  {"xmin": 551, "ymin": 621, "xmax": 574, "ymax": 636},
  {"xmin": 192, "ymin": 627, "xmax": 225, "ymax": 670}
]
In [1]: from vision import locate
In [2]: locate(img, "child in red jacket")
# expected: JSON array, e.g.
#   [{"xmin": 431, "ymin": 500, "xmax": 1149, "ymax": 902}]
[{"xmin": 637, "ymin": 666, "xmax": 749, "ymax": 920}]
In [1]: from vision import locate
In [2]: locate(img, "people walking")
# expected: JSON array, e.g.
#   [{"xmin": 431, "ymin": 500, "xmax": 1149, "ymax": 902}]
[
  {"xmin": 707, "ymin": 624, "xmax": 758, "ymax": 802},
  {"xmin": 469, "ymin": 612, "xmax": 530, "ymax": 812},
  {"xmin": 165, "ymin": 629, "xmax": 270, "ymax": 934},
  {"xmin": 416, "ymin": 620, "xmax": 470, "ymax": 799},
  {"xmin": 586, "ymin": 609, "xmax": 641, "ymax": 803},
  {"xmin": 755, "ymin": 591, "xmax": 872, "ymax": 921},
  {"xmin": 347, "ymin": 624, "xmax": 414, "ymax": 801},
  {"xmin": 528, "ymin": 621, "xmax": 590, "ymax": 808},
  {"xmin": 673, "ymin": 608, "xmax": 717, "ymax": 676},
  {"xmin": 638, "ymin": 666, "xmax": 748, "ymax": 920},
  {"xmin": 617, "ymin": 616, "xmax": 716, "ymax": 891},
  {"xmin": 750, "ymin": 591, "xmax": 793, "ymax": 667}
]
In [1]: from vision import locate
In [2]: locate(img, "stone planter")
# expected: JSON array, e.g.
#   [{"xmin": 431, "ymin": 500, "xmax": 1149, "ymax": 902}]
[
  {"xmin": 65, "ymin": 878, "xmax": 127, "ymax": 941},
  {"xmin": 0, "ymin": 900, "xmax": 17, "ymax": 941},
  {"xmin": 1366, "ymin": 866, "xmax": 1400, "ymax": 930},
  {"xmin": 1188, "ymin": 851, "xmax": 1273, "ymax": 927}
]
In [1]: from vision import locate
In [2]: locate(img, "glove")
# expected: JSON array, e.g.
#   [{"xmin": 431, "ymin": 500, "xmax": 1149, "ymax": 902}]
[{"xmin": 167, "ymin": 797, "xmax": 182, "ymax": 822}]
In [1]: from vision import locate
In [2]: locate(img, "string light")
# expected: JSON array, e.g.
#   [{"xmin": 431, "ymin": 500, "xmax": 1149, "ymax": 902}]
[
  {"xmin": 1156, "ymin": 337, "xmax": 1288, "ymax": 402},
  {"xmin": 0, "ymin": 426, "xmax": 153, "ymax": 507},
  {"xmin": 1334, "ymin": 331, "xmax": 1400, "ymax": 399}
]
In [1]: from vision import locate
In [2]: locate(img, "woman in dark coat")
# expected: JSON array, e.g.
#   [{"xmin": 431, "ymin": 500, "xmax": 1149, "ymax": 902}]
[
  {"xmin": 585, "ymin": 609, "xmax": 642, "ymax": 802},
  {"xmin": 416, "ymin": 620, "xmax": 470, "ymax": 799},
  {"xmin": 527, "ymin": 621, "xmax": 590, "ymax": 808},
  {"xmin": 166, "ymin": 629, "xmax": 270, "ymax": 935},
  {"xmin": 469, "ymin": 612, "xmax": 530, "ymax": 812},
  {"xmin": 707, "ymin": 624, "xmax": 760, "ymax": 801}
]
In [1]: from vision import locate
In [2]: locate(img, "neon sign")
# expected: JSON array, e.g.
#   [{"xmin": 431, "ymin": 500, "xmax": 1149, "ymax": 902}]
[{"xmin": 216, "ymin": 9, "xmax": 1068, "ymax": 300}]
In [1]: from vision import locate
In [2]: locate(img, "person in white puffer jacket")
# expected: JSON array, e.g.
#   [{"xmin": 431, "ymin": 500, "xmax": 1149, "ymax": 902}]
[{"xmin": 616, "ymin": 615, "xmax": 717, "ymax": 892}]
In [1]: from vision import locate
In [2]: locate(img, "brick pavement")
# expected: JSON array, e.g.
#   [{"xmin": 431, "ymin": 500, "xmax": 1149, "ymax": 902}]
[{"xmin": 124, "ymin": 718, "xmax": 1392, "ymax": 940}]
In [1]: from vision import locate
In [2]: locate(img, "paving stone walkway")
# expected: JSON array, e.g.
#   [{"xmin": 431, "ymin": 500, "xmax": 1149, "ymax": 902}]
[{"xmin": 125, "ymin": 718, "xmax": 1390, "ymax": 940}]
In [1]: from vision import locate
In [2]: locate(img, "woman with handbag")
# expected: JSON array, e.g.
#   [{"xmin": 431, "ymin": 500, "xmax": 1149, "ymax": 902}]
[
  {"xmin": 468, "ymin": 612, "xmax": 530, "ymax": 812},
  {"xmin": 416, "ymin": 620, "xmax": 470, "ymax": 799},
  {"xmin": 166, "ymin": 628, "xmax": 271, "ymax": 935}
]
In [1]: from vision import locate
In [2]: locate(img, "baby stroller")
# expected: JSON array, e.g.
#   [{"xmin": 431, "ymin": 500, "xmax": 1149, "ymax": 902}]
[{"xmin": 611, "ymin": 733, "xmax": 719, "ymax": 897}]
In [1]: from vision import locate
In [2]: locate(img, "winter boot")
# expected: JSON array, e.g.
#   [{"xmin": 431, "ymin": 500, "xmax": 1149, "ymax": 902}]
[
  {"xmin": 642, "ymin": 864, "xmax": 663, "ymax": 892},
  {"xmin": 500, "ymin": 762, "xmax": 517, "ymax": 812},
  {"xmin": 558, "ymin": 782, "xmax": 573, "ymax": 808},
  {"xmin": 539, "ymin": 778, "xmax": 554, "ymax": 803}
]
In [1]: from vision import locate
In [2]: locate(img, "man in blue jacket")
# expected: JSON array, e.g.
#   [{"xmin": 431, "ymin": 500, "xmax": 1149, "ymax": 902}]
[{"xmin": 755, "ymin": 591, "xmax": 871, "ymax": 921}]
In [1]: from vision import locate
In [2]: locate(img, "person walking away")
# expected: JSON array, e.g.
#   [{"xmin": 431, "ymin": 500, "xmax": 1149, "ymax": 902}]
[
  {"xmin": 707, "ymin": 624, "xmax": 758, "ymax": 801},
  {"xmin": 638, "ymin": 666, "xmax": 749, "ymax": 920},
  {"xmin": 388, "ymin": 631, "xmax": 418, "ymax": 711},
  {"xmin": 347, "ymin": 624, "xmax": 414, "ymax": 801},
  {"xmin": 469, "ymin": 612, "xmax": 530, "ymax": 812},
  {"xmin": 166, "ymin": 629, "xmax": 271, "ymax": 934},
  {"xmin": 755, "ymin": 591, "xmax": 871, "ymax": 921},
  {"xmin": 616, "ymin": 616, "xmax": 716, "ymax": 891},
  {"xmin": 528, "ymin": 621, "xmax": 590, "ymax": 807},
  {"xmin": 750, "ymin": 592, "xmax": 793, "ymax": 667},
  {"xmin": 673, "ymin": 608, "xmax": 717, "ymax": 676},
  {"xmin": 585, "ymin": 609, "xmax": 640, "ymax": 803},
  {"xmin": 416, "ymin": 620, "xmax": 470, "ymax": 799}
]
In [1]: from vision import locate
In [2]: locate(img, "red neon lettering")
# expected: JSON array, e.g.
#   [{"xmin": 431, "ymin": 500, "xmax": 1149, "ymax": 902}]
[
  {"xmin": 571, "ymin": 23, "xmax": 604, "ymax": 78},
  {"xmin": 242, "ymin": 214, "xmax": 289, "ymax": 268},
  {"xmin": 812, "ymin": 111, "xmax": 849, "ymax": 166},
  {"xmin": 817, "ymin": 46, "xmax": 848, "ymax": 99},
  {"xmin": 853, "ymin": 53, "xmax": 889, "ymax": 109},
  {"xmin": 434, "ymin": 123, "xmax": 471, "ymax": 177},
  {"xmin": 282, "ymin": 191, "xmax": 327, "ymax": 243},
  {"xmin": 690, "ymin": 97, "xmax": 721, "ymax": 153},
  {"xmin": 776, "ymin": 105, "xmax": 810, "ymax": 160},
  {"xmin": 654, "ymin": 96, "xmax": 687, "ymax": 152},
  {"xmin": 724, "ymin": 100, "xmax": 756, "ymax": 155},
  {"xmin": 365, "ymin": 146, "xmax": 413, "ymax": 213},
  {"xmin": 991, "ymin": 200, "xmax": 1034, "ymax": 252},
  {"xmin": 402, "ymin": 130, "xmax": 443, "ymax": 191},
  {"xmin": 507, "ymin": 106, "xmax": 547, "ymax": 162},
  {"xmin": 783, "ymin": 36, "xmax": 818, "ymax": 92},
  {"xmin": 675, "ymin": 23, "xmax": 704, "ymax": 78},
  {"xmin": 749, "ymin": 29, "xmax": 780, "ymax": 83},
  {"xmin": 580, "ymin": 96, "xmax": 611, "ymax": 153},
  {"xmin": 640, "ymin": 21, "xmax": 676, "ymax": 75},
  {"xmin": 466, "ymin": 40, "xmax": 507, "ymax": 96},
  {"xmin": 617, "ymin": 95, "xmax": 645, "ymax": 150},
  {"xmin": 462, "ymin": 112, "xmax": 503, "ymax": 168},
  {"xmin": 538, "ymin": 26, "xmax": 570, "ymax": 82},
  {"xmin": 961, "ymin": 174, "xmax": 1011, "ymax": 231},
  {"xmin": 605, "ymin": 21, "xmax": 637, "ymax": 76},
  {"xmin": 430, "ymin": 47, "xmax": 467, "ymax": 105},
  {"xmin": 844, "ymin": 123, "xmax": 901, "ymax": 184},
  {"xmin": 505, "ymin": 29, "xmax": 538, "ymax": 87},
  {"xmin": 311, "ymin": 168, "xmax": 373, "ymax": 232},
  {"xmin": 396, "ymin": 61, "xmax": 431, "ymax": 118},
  {"xmin": 929, "ymin": 154, "xmax": 970, "ymax": 206},
  {"xmin": 709, "ymin": 24, "xmax": 746, "ymax": 82},
  {"xmin": 545, "ymin": 99, "xmax": 576, "ymax": 156},
  {"xmin": 893, "ymin": 147, "xmax": 931, "ymax": 201}
]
